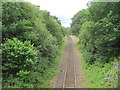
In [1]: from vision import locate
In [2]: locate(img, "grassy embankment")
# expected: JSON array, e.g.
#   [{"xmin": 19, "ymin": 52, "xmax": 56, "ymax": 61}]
[{"xmin": 75, "ymin": 40, "xmax": 119, "ymax": 88}]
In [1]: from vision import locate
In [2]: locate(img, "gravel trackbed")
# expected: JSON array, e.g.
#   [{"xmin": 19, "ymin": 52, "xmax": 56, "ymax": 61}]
[{"xmin": 54, "ymin": 36, "xmax": 85, "ymax": 88}]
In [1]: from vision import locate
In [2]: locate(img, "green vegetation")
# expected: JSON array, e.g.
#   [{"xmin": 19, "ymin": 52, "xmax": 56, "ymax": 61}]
[
  {"xmin": 2, "ymin": 1, "xmax": 67, "ymax": 88},
  {"xmin": 39, "ymin": 37, "xmax": 67, "ymax": 88},
  {"xmin": 72, "ymin": 1, "xmax": 120, "ymax": 88},
  {"xmin": 2, "ymin": 0, "xmax": 120, "ymax": 88},
  {"xmin": 79, "ymin": 51, "xmax": 119, "ymax": 88}
]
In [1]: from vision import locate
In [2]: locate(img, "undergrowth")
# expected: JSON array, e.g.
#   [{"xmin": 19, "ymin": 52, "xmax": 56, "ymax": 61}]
[
  {"xmin": 2, "ymin": 37, "xmax": 66, "ymax": 88},
  {"xmin": 40, "ymin": 37, "xmax": 67, "ymax": 88},
  {"xmin": 76, "ymin": 40, "xmax": 119, "ymax": 88}
]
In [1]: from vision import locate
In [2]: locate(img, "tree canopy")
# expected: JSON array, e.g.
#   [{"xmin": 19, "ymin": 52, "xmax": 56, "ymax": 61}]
[{"xmin": 71, "ymin": 2, "xmax": 120, "ymax": 64}]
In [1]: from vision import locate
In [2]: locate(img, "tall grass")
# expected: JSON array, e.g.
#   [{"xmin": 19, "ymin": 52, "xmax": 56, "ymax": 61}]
[{"xmin": 76, "ymin": 40, "xmax": 119, "ymax": 88}]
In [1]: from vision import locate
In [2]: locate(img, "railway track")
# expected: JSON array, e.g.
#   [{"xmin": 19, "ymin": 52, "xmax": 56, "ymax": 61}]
[
  {"xmin": 55, "ymin": 36, "xmax": 82, "ymax": 88},
  {"xmin": 63, "ymin": 36, "xmax": 76, "ymax": 88}
]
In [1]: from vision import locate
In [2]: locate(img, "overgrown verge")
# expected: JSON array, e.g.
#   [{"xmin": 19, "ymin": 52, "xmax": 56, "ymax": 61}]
[
  {"xmin": 75, "ymin": 40, "xmax": 119, "ymax": 88},
  {"xmin": 2, "ymin": 1, "xmax": 67, "ymax": 88},
  {"xmin": 80, "ymin": 50, "xmax": 119, "ymax": 88},
  {"xmin": 72, "ymin": 1, "xmax": 120, "ymax": 88},
  {"xmin": 38, "ymin": 37, "xmax": 67, "ymax": 88}
]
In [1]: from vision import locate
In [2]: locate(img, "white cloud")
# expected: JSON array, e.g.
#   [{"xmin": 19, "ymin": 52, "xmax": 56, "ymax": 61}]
[
  {"xmin": 63, "ymin": 23, "xmax": 71, "ymax": 27},
  {"xmin": 25, "ymin": 0, "xmax": 91, "ymax": 27}
]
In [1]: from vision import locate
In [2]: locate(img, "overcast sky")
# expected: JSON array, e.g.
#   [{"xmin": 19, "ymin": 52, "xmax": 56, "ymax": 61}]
[{"xmin": 25, "ymin": 0, "xmax": 91, "ymax": 27}]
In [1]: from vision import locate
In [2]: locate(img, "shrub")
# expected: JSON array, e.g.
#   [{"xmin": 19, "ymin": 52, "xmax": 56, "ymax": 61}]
[
  {"xmin": 79, "ymin": 21, "xmax": 95, "ymax": 64},
  {"xmin": 2, "ymin": 2, "xmax": 65, "ymax": 88},
  {"xmin": 2, "ymin": 38, "xmax": 39, "ymax": 78}
]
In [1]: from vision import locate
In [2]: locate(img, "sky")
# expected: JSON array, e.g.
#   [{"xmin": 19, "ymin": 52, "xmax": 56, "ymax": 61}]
[{"xmin": 25, "ymin": 0, "xmax": 92, "ymax": 27}]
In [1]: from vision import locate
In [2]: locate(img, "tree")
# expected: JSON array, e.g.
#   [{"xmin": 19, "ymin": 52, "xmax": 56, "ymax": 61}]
[
  {"xmin": 71, "ymin": 9, "xmax": 90, "ymax": 36},
  {"xmin": 71, "ymin": 1, "xmax": 120, "ymax": 64}
]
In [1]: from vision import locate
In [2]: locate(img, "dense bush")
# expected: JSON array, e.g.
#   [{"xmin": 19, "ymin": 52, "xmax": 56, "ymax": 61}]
[
  {"xmin": 71, "ymin": 2, "xmax": 120, "ymax": 64},
  {"xmin": 2, "ymin": 38, "xmax": 38, "ymax": 76},
  {"xmin": 40, "ymin": 10, "xmax": 64, "ymax": 45},
  {"xmin": 2, "ymin": 1, "xmax": 65, "ymax": 88},
  {"xmin": 2, "ymin": 38, "xmax": 40, "ymax": 87},
  {"xmin": 2, "ymin": 2, "xmax": 37, "ymax": 40},
  {"xmin": 79, "ymin": 21, "xmax": 95, "ymax": 64},
  {"xmin": 93, "ymin": 12, "xmax": 120, "ymax": 63},
  {"xmin": 71, "ymin": 9, "xmax": 90, "ymax": 36},
  {"xmin": 71, "ymin": 1, "xmax": 119, "ymax": 88}
]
